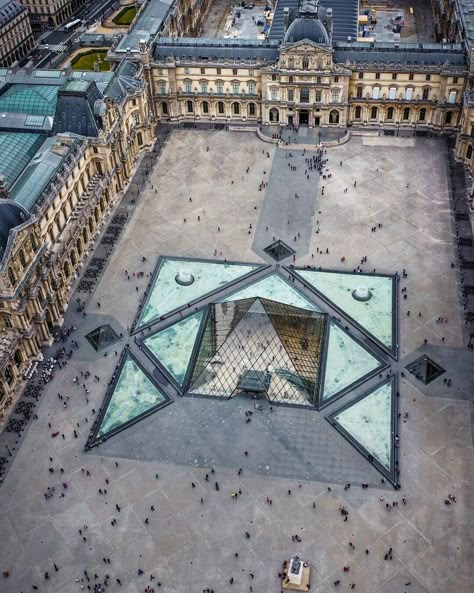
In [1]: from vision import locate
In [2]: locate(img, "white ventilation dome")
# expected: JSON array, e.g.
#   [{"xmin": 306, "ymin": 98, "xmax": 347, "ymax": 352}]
[
  {"xmin": 175, "ymin": 269, "xmax": 195, "ymax": 286},
  {"xmin": 352, "ymin": 286, "xmax": 372, "ymax": 301}
]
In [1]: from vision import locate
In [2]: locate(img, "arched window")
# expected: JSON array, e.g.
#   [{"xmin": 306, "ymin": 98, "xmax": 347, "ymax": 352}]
[
  {"xmin": 403, "ymin": 107, "xmax": 410, "ymax": 120},
  {"xmin": 387, "ymin": 107, "xmax": 394, "ymax": 120},
  {"xmin": 248, "ymin": 103, "xmax": 256, "ymax": 117},
  {"xmin": 329, "ymin": 110, "xmax": 340, "ymax": 124},
  {"xmin": 302, "ymin": 56, "xmax": 309, "ymax": 70},
  {"xmin": 186, "ymin": 100, "xmax": 193, "ymax": 113},
  {"xmin": 467, "ymin": 145, "xmax": 473, "ymax": 160},
  {"xmin": 370, "ymin": 106, "xmax": 378, "ymax": 119},
  {"xmin": 18, "ymin": 249, "xmax": 26, "ymax": 268},
  {"xmin": 419, "ymin": 108, "xmax": 426, "ymax": 122},
  {"xmin": 355, "ymin": 106, "xmax": 361, "ymax": 119},
  {"xmin": 162, "ymin": 102, "xmax": 168, "ymax": 115},
  {"xmin": 14, "ymin": 350, "xmax": 22, "ymax": 368},
  {"xmin": 232, "ymin": 102, "xmax": 240, "ymax": 115},
  {"xmin": 202, "ymin": 101, "xmax": 209, "ymax": 114},
  {"xmin": 8, "ymin": 266, "xmax": 16, "ymax": 285},
  {"xmin": 217, "ymin": 101, "xmax": 225, "ymax": 115},
  {"xmin": 445, "ymin": 111, "xmax": 453, "ymax": 124},
  {"xmin": 300, "ymin": 87, "xmax": 309, "ymax": 103},
  {"xmin": 269, "ymin": 108, "xmax": 279, "ymax": 123}
]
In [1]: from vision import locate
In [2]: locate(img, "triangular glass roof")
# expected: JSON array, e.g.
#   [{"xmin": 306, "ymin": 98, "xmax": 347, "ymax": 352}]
[
  {"xmin": 187, "ymin": 298, "xmax": 328, "ymax": 406},
  {"xmin": 294, "ymin": 269, "xmax": 395, "ymax": 351},
  {"xmin": 91, "ymin": 352, "xmax": 171, "ymax": 442},
  {"xmin": 143, "ymin": 311, "xmax": 204, "ymax": 385},
  {"xmin": 321, "ymin": 322, "xmax": 384, "ymax": 406},
  {"xmin": 137, "ymin": 258, "xmax": 261, "ymax": 327},
  {"xmin": 328, "ymin": 380, "xmax": 394, "ymax": 475},
  {"xmin": 223, "ymin": 273, "xmax": 320, "ymax": 311}
]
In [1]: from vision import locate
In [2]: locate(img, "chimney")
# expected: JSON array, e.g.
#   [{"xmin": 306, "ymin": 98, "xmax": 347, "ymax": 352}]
[
  {"xmin": 283, "ymin": 7, "xmax": 290, "ymax": 32},
  {"xmin": 0, "ymin": 175, "xmax": 10, "ymax": 199},
  {"xmin": 326, "ymin": 8, "xmax": 333, "ymax": 44}
]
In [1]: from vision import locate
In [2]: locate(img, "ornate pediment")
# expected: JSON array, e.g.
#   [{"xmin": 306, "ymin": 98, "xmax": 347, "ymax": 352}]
[{"xmin": 281, "ymin": 40, "xmax": 332, "ymax": 55}]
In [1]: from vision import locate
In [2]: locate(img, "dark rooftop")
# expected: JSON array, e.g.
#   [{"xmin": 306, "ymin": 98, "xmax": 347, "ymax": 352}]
[{"xmin": 153, "ymin": 38, "xmax": 280, "ymax": 63}]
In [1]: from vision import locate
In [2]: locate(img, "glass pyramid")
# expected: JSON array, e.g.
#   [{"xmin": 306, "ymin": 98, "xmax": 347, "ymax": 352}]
[
  {"xmin": 143, "ymin": 311, "xmax": 203, "ymax": 385},
  {"xmin": 137, "ymin": 258, "xmax": 261, "ymax": 327},
  {"xmin": 329, "ymin": 380, "xmax": 394, "ymax": 474},
  {"xmin": 223, "ymin": 273, "xmax": 320, "ymax": 312},
  {"xmin": 321, "ymin": 322, "xmax": 384, "ymax": 406},
  {"xmin": 294, "ymin": 270, "xmax": 395, "ymax": 351},
  {"xmin": 86, "ymin": 325, "xmax": 120, "ymax": 351},
  {"xmin": 92, "ymin": 352, "xmax": 171, "ymax": 442},
  {"xmin": 187, "ymin": 298, "xmax": 328, "ymax": 406}
]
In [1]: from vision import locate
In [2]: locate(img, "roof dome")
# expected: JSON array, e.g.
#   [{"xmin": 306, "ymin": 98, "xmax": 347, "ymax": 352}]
[
  {"xmin": 0, "ymin": 200, "xmax": 31, "ymax": 261},
  {"xmin": 284, "ymin": 16, "xmax": 330, "ymax": 45}
]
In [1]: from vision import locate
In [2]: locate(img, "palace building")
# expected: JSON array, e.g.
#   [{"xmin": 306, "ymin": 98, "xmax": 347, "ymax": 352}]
[{"xmin": 0, "ymin": 0, "xmax": 473, "ymax": 410}]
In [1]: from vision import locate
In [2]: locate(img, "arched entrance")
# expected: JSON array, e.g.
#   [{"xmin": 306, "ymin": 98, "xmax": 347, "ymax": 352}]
[
  {"xmin": 299, "ymin": 110, "xmax": 309, "ymax": 125},
  {"xmin": 329, "ymin": 110, "xmax": 340, "ymax": 124},
  {"xmin": 269, "ymin": 108, "xmax": 279, "ymax": 123}
]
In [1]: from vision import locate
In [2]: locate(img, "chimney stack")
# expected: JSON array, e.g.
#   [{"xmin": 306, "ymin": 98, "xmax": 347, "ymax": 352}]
[
  {"xmin": 326, "ymin": 8, "xmax": 333, "ymax": 44},
  {"xmin": 284, "ymin": 7, "xmax": 290, "ymax": 32}
]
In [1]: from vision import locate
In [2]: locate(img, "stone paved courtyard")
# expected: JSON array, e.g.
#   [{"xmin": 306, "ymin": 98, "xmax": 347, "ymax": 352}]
[{"xmin": 0, "ymin": 130, "xmax": 473, "ymax": 593}]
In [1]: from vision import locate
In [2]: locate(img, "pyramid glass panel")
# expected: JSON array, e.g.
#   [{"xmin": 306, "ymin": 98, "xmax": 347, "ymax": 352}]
[
  {"xmin": 330, "ymin": 381, "xmax": 393, "ymax": 471},
  {"xmin": 187, "ymin": 298, "xmax": 328, "ymax": 406},
  {"xmin": 86, "ymin": 325, "xmax": 120, "ymax": 351},
  {"xmin": 143, "ymin": 311, "xmax": 204, "ymax": 385},
  {"xmin": 138, "ymin": 258, "xmax": 260, "ymax": 327},
  {"xmin": 96, "ymin": 354, "xmax": 170, "ymax": 439},
  {"xmin": 223, "ymin": 273, "xmax": 320, "ymax": 312},
  {"xmin": 406, "ymin": 355, "xmax": 445, "ymax": 385},
  {"xmin": 295, "ymin": 270, "xmax": 395, "ymax": 350},
  {"xmin": 321, "ymin": 322, "xmax": 383, "ymax": 404}
]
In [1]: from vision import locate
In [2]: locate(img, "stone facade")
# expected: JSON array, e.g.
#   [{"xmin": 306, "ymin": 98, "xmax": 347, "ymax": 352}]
[
  {"xmin": 0, "ymin": 0, "xmax": 34, "ymax": 67},
  {"xmin": 18, "ymin": 0, "xmax": 86, "ymax": 31},
  {"xmin": 0, "ymin": 64, "xmax": 153, "ymax": 413}
]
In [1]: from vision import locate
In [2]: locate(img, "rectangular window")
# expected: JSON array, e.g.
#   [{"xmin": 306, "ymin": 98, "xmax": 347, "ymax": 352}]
[
  {"xmin": 200, "ymin": 67, "xmax": 205, "ymax": 74},
  {"xmin": 248, "ymin": 81, "xmax": 255, "ymax": 95},
  {"xmin": 334, "ymin": 76, "xmax": 339, "ymax": 83},
  {"xmin": 372, "ymin": 87, "xmax": 380, "ymax": 99},
  {"xmin": 216, "ymin": 68, "xmax": 221, "ymax": 75},
  {"xmin": 201, "ymin": 82, "xmax": 207, "ymax": 93},
  {"xmin": 358, "ymin": 72, "xmax": 363, "ymax": 79},
  {"xmin": 134, "ymin": 113, "xmax": 140, "ymax": 125},
  {"xmin": 315, "ymin": 90, "xmax": 321, "ymax": 102},
  {"xmin": 232, "ymin": 82, "xmax": 239, "ymax": 94},
  {"xmin": 375, "ymin": 72, "xmax": 380, "ymax": 80},
  {"xmin": 409, "ymin": 73, "xmax": 414, "ymax": 80},
  {"xmin": 159, "ymin": 82, "xmax": 166, "ymax": 94},
  {"xmin": 389, "ymin": 87, "xmax": 396, "ymax": 100},
  {"xmin": 185, "ymin": 81, "xmax": 192, "ymax": 93},
  {"xmin": 184, "ymin": 67, "xmax": 190, "ymax": 74},
  {"xmin": 233, "ymin": 69, "xmax": 238, "ymax": 75},
  {"xmin": 288, "ymin": 89, "xmax": 294, "ymax": 101},
  {"xmin": 332, "ymin": 89, "xmax": 339, "ymax": 102},
  {"xmin": 271, "ymin": 89, "xmax": 277, "ymax": 101},
  {"xmin": 249, "ymin": 103, "xmax": 256, "ymax": 115},
  {"xmin": 405, "ymin": 87, "xmax": 413, "ymax": 100},
  {"xmin": 422, "ymin": 88, "xmax": 429, "ymax": 100},
  {"xmin": 248, "ymin": 70, "xmax": 254, "ymax": 77},
  {"xmin": 392, "ymin": 73, "xmax": 397, "ymax": 80},
  {"xmin": 453, "ymin": 76, "xmax": 458, "ymax": 84},
  {"xmin": 217, "ymin": 82, "xmax": 223, "ymax": 94},
  {"xmin": 448, "ymin": 90, "xmax": 457, "ymax": 104},
  {"xmin": 426, "ymin": 74, "xmax": 431, "ymax": 81},
  {"xmin": 356, "ymin": 86, "xmax": 363, "ymax": 99}
]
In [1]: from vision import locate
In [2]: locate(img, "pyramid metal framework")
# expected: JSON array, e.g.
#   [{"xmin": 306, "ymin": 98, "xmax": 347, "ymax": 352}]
[{"xmin": 184, "ymin": 297, "xmax": 328, "ymax": 406}]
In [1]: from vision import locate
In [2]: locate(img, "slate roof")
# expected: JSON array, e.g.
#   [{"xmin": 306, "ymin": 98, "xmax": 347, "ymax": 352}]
[
  {"xmin": 0, "ymin": 0, "xmax": 25, "ymax": 27},
  {"xmin": 333, "ymin": 42, "xmax": 467, "ymax": 68},
  {"xmin": 114, "ymin": 0, "xmax": 173, "ymax": 54},
  {"xmin": 53, "ymin": 80, "xmax": 103, "ymax": 137},
  {"xmin": 0, "ymin": 201, "xmax": 30, "ymax": 263},
  {"xmin": 269, "ymin": 0, "xmax": 358, "ymax": 42},
  {"xmin": 153, "ymin": 38, "xmax": 280, "ymax": 63},
  {"xmin": 284, "ymin": 16, "xmax": 330, "ymax": 45}
]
